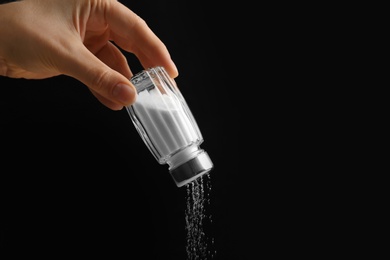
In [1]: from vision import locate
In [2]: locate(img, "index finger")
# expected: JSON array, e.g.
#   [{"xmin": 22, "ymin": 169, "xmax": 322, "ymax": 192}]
[{"xmin": 105, "ymin": 1, "xmax": 178, "ymax": 78}]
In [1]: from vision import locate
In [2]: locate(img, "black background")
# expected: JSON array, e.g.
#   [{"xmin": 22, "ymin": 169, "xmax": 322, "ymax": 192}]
[{"xmin": 0, "ymin": 1, "xmax": 263, "ymax": 259}]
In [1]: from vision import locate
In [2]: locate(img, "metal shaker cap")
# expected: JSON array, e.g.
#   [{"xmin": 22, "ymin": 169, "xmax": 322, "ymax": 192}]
[{"xmin": 169, "ymin": 151, "xmax": 213, "ymax": 187}]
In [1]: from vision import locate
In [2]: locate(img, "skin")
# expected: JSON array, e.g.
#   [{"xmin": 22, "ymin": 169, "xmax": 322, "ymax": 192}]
[{"xmin": 0, "ymin": 0, "xmax": 178, "ymax": 110}]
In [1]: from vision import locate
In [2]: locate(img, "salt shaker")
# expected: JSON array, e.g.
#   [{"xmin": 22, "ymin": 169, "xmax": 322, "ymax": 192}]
[{"xmin": 125, "ymin": 66, "xmax": 213, "ymax": 187}]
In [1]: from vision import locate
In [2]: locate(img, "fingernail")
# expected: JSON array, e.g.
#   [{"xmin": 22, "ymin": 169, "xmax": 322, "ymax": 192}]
[{"xmin": 113, "ymin": 83, "xmax": 136, "ymax": 105}]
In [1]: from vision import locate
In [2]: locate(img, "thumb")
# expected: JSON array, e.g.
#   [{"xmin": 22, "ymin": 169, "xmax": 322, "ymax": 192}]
[{"xmin": 60, "ymin": 43, "xmax": 137, "ymax": 110}]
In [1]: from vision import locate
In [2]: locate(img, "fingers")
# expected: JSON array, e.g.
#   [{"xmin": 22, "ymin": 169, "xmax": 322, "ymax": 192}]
[
  {"xmin": 106, "ymin": 1, "xmax": 178, "ymax": 78},
  {"xmin": 61, "ymin": 41, "xmax": 137, "ymax": 111},
  {"xmin": 62, "ymin": 1, "xmax": 178, "ymax": 110},
  {"xmin": 95, "ymin": 41, "xmax": 133, "ymax": 79}
]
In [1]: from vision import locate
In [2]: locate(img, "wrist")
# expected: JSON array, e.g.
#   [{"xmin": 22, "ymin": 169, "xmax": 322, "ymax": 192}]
[
  {"xmin": 0, "ymin": 1, "xmax": 17, "ymax": 76},
  {"xmin": 0, "ymin": 58, "xmax": 6, "ymax": 76},
  {"xmin": 0, "ymin": 5, "xmax": 6, "ymax": 76}
]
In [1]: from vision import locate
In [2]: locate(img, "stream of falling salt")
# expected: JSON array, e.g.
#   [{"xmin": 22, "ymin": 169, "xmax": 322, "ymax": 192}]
[{"xmin": 185, "ymin": 173, "xmax": 216, "ymax": 260}]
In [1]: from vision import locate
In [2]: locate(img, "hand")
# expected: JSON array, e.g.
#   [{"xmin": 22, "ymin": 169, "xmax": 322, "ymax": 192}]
[{"xmin": 0, "ymin": 0, "xmax": 178, "ymax": 110}]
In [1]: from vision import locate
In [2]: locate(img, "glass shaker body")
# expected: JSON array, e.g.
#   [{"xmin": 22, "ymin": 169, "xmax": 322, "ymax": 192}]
[{"xmin": 125, "ymin": 66, "xmax": 213, "ymax": 187}]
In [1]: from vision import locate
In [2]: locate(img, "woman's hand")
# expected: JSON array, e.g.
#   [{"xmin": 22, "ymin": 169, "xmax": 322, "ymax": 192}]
[{"xmin": 0, "ymin": 0, "xmax": 178, "ymax": 110}]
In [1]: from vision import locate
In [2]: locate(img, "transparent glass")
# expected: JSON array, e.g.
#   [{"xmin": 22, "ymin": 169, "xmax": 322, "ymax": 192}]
[{"xmin": 125, "ymin": 66, "xmax": 213, "ymax": 187}]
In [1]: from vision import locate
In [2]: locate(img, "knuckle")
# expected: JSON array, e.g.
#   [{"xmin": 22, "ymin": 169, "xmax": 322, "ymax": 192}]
[{"xmin": 91, "ymin": 69, "xmax": 111, "ymax": 92}]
